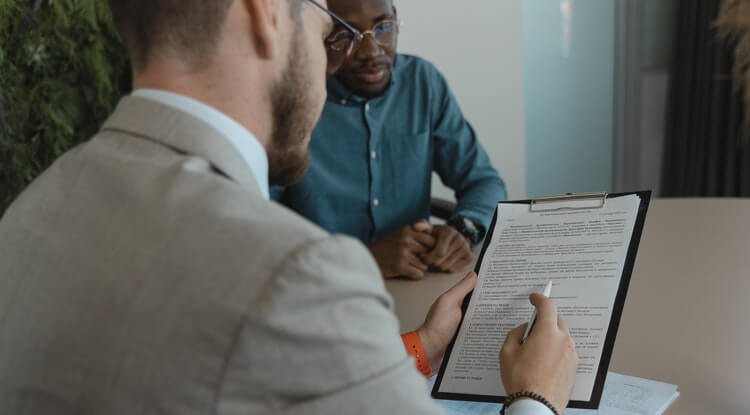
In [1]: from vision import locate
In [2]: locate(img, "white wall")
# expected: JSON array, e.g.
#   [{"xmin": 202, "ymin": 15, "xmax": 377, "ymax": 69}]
[{"xmin": 396, "ymin": 0, "xmax": 527, "ymax": 200}]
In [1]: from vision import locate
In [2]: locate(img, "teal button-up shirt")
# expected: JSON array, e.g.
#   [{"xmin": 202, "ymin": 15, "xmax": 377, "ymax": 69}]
[{"xmin": 273, "ymin": 54, "xmax": 506, "ymax": 244}]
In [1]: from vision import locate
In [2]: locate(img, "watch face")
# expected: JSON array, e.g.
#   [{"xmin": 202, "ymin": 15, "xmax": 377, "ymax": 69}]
[
  {"xmin": 462, "ymin": 217, "xmax": 477, "ymax": 232},
  {"xmin": 449, "ymin": 216, "xmax": 480, "ymax": 244},
  {"xmin": 457, "ymin": 217, "xmax": 479, "ymax": 244}
]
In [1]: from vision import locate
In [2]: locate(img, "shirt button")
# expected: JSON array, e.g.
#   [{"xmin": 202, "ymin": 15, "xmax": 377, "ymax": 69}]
[
  {"xmin": 373, "ymin": 198, "xmax": 380, "ymax": 207},
  {"xmin": 365, "ymin": 103, "xmax": 371, "ymax": 112},
  {"xmin": 371, "ymin": 151, "xmax": 377, "ymax": 159}
]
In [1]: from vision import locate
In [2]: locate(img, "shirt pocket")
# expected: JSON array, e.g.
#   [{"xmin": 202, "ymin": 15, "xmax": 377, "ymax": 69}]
[
  {"xmin": 378, "ymin": 130, "xmax": 432, "ymax": 192},
  {"xmin": 385, "ymin": 130, "xmax": 431, "ymax": 162}
]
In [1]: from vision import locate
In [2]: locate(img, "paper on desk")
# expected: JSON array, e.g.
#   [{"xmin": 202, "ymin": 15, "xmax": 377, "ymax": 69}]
[
  {"xmin": 428, "ymin": 375, "xmax": 503, "ymax": 415},
  {"xmin": 564, "ymin": 373, "xmax": 679, "ymax": 415},
  {"xmin": 429, "ymin": 372, "xmax": 679, "ymax": 415}
]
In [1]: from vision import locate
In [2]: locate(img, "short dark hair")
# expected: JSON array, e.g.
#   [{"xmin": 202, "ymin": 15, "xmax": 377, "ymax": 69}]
[{"xmin": 108, "ymin": 0, "xmax": 235, "ymax": 71}]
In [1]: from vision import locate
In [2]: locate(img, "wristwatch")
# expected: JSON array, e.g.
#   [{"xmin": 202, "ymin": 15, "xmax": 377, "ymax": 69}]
[{"xmin": 447, "ymin": 215, "xmax": 481, "ymax": 247}]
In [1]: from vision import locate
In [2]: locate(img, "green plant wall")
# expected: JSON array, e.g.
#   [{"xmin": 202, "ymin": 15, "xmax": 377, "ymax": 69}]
[{"xmin": 0, "ymin": 0, "xmax": 131, "ymax": 214}]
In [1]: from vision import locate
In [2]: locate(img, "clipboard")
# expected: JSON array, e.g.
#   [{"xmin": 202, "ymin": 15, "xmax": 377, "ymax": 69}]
[{"xmin": 431, "ymin": 190, "xmax": 652, "ymax": 410}]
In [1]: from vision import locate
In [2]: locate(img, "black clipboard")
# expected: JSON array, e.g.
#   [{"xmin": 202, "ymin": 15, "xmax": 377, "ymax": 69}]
[{"xmin": 431, "ymin": 191, "xmax": 651, "ymax": 409}]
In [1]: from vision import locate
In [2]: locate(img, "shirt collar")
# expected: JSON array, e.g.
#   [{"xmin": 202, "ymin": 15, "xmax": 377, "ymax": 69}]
[
  {"xmin": 131, "ymin": 89, "xmax": 270, "ymax": 200},
  {"xmin": 327, "ymin": 54, "xmax": 400, "ymax": 104}
]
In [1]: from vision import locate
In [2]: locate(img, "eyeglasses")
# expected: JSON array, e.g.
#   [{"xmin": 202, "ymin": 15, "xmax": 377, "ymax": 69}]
[{"xmin": 306, "ymin": 0, "xmax": 399, "ymax": 77}]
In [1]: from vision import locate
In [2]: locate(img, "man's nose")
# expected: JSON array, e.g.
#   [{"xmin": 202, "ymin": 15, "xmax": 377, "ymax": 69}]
[{"xmin": 355, "ymin": 34, "xmax": 384, "ymax": 60}]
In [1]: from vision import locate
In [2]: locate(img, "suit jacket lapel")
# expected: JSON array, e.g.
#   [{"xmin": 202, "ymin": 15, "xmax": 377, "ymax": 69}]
[{"xmin": 101, "ymin": 95, "xmax": 262, "ymax": 194}]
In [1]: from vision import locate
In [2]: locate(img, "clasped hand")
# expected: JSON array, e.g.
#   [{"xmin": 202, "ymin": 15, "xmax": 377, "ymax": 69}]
[{"xmin": 369, "ymin": 220, "xmax": 473, "ymax": 280}]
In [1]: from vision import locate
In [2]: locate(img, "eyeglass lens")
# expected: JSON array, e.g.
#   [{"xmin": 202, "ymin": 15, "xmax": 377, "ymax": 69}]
[{"xmin": 325, "ymin": 20, "xmax": 398, "ymax": 77}]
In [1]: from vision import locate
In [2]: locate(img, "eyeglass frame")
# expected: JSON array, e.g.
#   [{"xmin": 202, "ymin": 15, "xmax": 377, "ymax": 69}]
[
  {"xmin": 306, "ymin": 0, "xmax": 359, "ymax": 39},
  {"xmin": 326, "ymin": 19, "xmax": 400, "ymax": 52},
  {"xmin": 305, "ymin": 0, "xmax": 400, "ymax": 76}
]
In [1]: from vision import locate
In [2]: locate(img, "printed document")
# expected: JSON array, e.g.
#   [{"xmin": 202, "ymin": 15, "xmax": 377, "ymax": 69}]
[
  {"xmin": 430, "ymin": 372, "xmax": 679, "ymax": 415},
  {"xmin": 565, "ymin": 373, "xmax": 679, "ymax": 415},
  {"xmin": 437, "ymin": 195, "xmax": 641, "ymax": 402}
]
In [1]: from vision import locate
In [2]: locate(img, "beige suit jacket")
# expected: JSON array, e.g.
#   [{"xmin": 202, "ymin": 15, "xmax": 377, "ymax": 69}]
[{"xmin": 0, "ymin": 96, "xmax": 444, "ymax": 414}]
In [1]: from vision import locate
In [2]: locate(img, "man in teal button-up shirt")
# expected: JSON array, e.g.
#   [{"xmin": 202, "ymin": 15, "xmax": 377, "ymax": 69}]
[{"xmin": 274, "ymin": 0, "xmax": 506, "ymax": 280}]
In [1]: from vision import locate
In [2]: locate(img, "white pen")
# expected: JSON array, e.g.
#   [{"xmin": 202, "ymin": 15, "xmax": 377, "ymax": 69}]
[{"xmin": 521, "ymin": 281, "xmax": 553, "ymax": 343}]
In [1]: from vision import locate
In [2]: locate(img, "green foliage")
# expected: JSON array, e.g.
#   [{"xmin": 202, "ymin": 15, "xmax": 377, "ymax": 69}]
[{"xmin": 0, "ymin": 0, "xmax": 131, "ymax": 214}]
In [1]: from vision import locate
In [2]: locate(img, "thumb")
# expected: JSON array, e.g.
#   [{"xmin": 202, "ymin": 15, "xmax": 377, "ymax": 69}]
[
  {"xmin": 529, "ymin": 293, "xmax": 558, "ymax": 326},
  {"xmin": 443, "ymin": 272, "xmax": 477, "ymax": 303}
]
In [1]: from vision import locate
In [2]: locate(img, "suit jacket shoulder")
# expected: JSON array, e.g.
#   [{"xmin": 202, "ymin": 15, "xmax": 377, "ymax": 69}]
[{"xmin": 0, "ymin": 96, "xmax": 445, "ymax": 415}]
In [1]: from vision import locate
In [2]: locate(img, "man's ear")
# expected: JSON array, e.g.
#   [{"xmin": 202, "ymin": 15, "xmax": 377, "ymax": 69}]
[{"xmin": 243, "ymin": 0, "xmax": 283, "ymax": 60}]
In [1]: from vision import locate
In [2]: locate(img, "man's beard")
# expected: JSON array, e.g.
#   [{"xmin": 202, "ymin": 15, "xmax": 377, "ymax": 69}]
[{"xmin": 267, "ymin": 31, "xmax": 319, "ymax": 187}]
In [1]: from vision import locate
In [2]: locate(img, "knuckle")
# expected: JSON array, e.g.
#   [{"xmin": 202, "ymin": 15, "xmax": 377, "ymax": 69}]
[{"xmin": 566, "ymin": 335, "xmax": 576, "ymax": 349}]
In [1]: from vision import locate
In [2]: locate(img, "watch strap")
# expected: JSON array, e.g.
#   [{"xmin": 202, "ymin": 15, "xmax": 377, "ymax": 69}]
[{"xmin": 401, "ymin": 331, "xmax": 433, "ymax": 378}]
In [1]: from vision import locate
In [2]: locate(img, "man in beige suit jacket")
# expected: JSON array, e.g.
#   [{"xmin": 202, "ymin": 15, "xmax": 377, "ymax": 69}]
[{"xmin": 0, "ymin": 0, "xmax": 577, "ymax": 414}]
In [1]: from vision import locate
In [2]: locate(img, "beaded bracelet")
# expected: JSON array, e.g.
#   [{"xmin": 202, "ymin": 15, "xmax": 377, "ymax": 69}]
[{"xmin": 499, "ymin": 391, "xmax": 560, "ymax": 415}]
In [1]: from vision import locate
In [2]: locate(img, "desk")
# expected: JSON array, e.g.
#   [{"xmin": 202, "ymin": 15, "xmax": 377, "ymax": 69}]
[{"xmin": 385, "ymin": 199, "xmax": 750, "ymax": 415}]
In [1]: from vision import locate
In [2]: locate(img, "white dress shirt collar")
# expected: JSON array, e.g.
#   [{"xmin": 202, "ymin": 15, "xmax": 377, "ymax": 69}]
[{"xmin": 132, "ymin": 89, "xmax": 270, "ymax": 200}]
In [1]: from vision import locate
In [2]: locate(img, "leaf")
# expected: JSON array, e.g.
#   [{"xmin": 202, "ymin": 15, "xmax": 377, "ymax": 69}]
[{"xmin": 0, "ymin": 0, "xmax": 129, "ymax": 213}]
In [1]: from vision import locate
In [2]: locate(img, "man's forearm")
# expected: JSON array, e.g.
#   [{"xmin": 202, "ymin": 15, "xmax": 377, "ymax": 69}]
[{"xmin": 453, "ymin": 175, "xmax": 507, "ymax": 238}]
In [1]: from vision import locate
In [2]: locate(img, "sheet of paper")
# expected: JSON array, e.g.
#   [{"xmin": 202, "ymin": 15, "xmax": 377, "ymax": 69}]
[
  {"xmin": 563, "ymin": 372, "xmax": 679, "ymax": 415},
  {"xmin": 430, "ymin": 372, "xmax": 679, "ymax": 415},
  {"xmin": 438, "ymin": 195, "xmax": 641, "ymax": 402},
  {"xmin": 432, "ymin": 398, "xmax": 501, "ymax": 415}
]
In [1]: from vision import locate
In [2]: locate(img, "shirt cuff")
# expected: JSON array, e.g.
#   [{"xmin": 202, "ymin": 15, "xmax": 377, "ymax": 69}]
[{"xmin": 505, "ymin": 399, "xmax": 555, "ymax": 415}]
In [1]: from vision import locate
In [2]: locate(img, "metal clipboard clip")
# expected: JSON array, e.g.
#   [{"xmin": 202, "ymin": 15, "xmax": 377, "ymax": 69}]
[{"xmin": 529, "ymin": 192, "xmax": 608, "ymax": 213}]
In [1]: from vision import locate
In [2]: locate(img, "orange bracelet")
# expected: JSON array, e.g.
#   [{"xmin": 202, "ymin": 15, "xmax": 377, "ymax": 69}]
[{"xmin": 401, "ymin": 331, "xmax": 433, "ymax": 378}]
